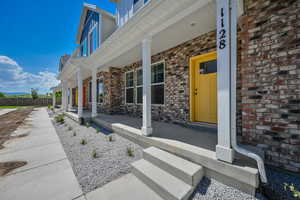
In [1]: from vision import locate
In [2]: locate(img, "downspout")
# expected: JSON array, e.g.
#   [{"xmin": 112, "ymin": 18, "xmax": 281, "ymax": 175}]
[{"xmin": 230, "ymin": 0, "xmax": 267, "ymax": 183}]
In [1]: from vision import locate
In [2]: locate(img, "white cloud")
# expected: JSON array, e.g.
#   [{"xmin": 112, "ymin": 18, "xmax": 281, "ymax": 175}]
[{"xmin": 0, "ymin": 55, "xmax": 59, "ymax": 94}]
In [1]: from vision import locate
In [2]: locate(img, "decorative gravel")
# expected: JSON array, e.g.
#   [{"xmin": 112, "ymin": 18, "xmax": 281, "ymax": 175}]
[
  {"xmin": 190, "ymin": 177, "xmax": 267, "ymax": 200},
  {"xmin": 52, "ymin": 116, "xmax": 143, "ymax": 193}
]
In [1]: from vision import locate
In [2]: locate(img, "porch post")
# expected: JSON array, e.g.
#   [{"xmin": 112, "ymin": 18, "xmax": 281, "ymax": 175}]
[
  {"xmin": 77, "ymin": 68, "xmax": 83, "ymax": 117},
  {"xmin": 62, "ymin": 81, "xmax": 67, "ymax": 111},
  {"xmin": 141, "ymin": 38, "xmax": 153, "ymax": 136},
  {"xmin": 216, "ymin": 0, "xmax": 234, "ymax": 163},
  {"xmin": 91, "ymin": 68, "xmax": 98, "ymax": 117},
  {"xmin": 52, "ymin": 91, "xmax": 56, "ymax": 108},
  {"xmin": 69, "ymin": 86, "xmax": 73, "ymax": 111}
]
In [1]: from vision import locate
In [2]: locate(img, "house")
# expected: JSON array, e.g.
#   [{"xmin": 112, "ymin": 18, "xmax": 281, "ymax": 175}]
[{"xmin": 57, "ymin": 0, "xmax": 300, "ymax": 197}]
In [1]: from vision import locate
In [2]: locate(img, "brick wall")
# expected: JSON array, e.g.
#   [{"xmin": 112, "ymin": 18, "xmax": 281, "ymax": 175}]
[{"xmin": 240, "ymin": 0, "xmax": 300, "ymax": 172}]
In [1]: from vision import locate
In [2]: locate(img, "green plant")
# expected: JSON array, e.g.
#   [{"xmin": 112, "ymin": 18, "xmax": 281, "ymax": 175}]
[
  {"xmin": 107, "ymin": 135, "xmax": 114, "ymax": 142},
  {"xmin": 86, "ymin": 122, "xmax": 90, "ymax": 128},
  {"xmin": 55, "ymin": 114, "xmax": 65, "ymax": 124},
  {"xmin": 47, "ymin": 105, "xmax": 51, "ymax": 109},
  {"xmin": 91, "ymin": 150, "xmax": 98, "ymax": 158},
  {"xmin": 0, "ymin": 92, "xmax": 6, "ymax": 98},
  {"xmin": 80, "ymin": 139, "xmax": 87, "ymax": 145},
  {"xmin": 126, "ymin": 146, "xmax": 134, "ymax": 157},
  {"xmin": 284, "ymin": 183, "xmax": 300, "ymax": 198}
]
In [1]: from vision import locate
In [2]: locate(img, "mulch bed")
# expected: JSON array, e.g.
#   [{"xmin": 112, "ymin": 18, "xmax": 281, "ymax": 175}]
[
  {"xmin": 0, "ymin": 161, "xmax": 27, "ymax": 176},
  {"xmin": 0, "ymin": 107, "xmax": 33, "ymax": 149}
]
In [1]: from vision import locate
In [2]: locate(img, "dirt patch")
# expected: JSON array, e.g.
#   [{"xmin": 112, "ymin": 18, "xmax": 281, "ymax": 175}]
[
  {"xmin": 0, "ymin": 161, "xmax": 27, "ymax": 176},
  {"xmin": 0, "ymin": 107, "xmax": 33, "ymax": 149}
]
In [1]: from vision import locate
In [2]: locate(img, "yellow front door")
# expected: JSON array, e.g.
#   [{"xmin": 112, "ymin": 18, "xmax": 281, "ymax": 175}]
[
  {"xmin": 75, "ymin": 88, "xmax": 78, "ymax": 106},
  {"xmin": 190, "ymin": 52, "xmax": 217, "ymax": 124}
]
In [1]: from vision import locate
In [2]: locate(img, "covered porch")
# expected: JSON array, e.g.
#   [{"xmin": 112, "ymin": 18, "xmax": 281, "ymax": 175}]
[{"xmin": 59, "ymin": 0, "xmax": 266, "ymax": 194}]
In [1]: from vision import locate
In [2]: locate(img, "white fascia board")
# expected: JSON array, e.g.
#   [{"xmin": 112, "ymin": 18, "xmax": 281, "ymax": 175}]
[{"xmin": 85, "ymin": 0, "xmax": 212, "ymax": 70}]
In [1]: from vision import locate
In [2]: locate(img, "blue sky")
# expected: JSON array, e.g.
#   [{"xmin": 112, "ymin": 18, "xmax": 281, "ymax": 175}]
[{"xmin": 0, "ymin": 0, "xmax": 115, "ymax": 94}]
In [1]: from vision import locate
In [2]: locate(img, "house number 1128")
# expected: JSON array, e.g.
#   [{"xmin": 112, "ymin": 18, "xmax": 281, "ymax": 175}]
[{"xmin": 218, "ymin": 8, "xmax": 226, "ymax": 50}]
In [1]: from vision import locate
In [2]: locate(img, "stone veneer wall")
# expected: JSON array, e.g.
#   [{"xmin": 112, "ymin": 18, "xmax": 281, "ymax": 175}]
[{"xmin": 239, "ymin": 0, "xmax": 300, "ymax": 172}]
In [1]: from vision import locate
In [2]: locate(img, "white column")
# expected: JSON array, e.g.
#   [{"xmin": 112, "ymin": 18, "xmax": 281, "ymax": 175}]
[
  {"xmin": 62, "ymin": 82, "xmax": 67, "ymax": 111},
  {"xmin": 69, "ymin": 87, "xmax": 73, "ymax": 110},
  {"xmin": 77, "ymin": 69, "xmax": 83, "ymax": 117},
  {"xmin": 52, "ymin": 91, "xmax": 56, "ymax": 107},
  {"xmin": 92, "ymin": 68, "xmax": 98, "ymax": 117},
  {"xmin": 141, "ymin": 38, "xmax": 153, "ymax": 136},
  {"xmin": 216, "ymin": 0, "xmax": 234, "ymax": 163}
]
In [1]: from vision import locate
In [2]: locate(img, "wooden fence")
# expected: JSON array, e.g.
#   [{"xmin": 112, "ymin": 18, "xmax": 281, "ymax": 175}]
[{"xmin": 0, "ymin": 98, "xmax": 62, "ymax": 106}]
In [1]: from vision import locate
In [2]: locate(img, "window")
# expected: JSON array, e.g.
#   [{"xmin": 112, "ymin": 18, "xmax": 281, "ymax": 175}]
[
  {"xmin": 89, "ymin": 81, "xmax": 92, "ymax": 103},
  {"xmin": 81, "ymin": 38, "xmax": 88, "ymax": 56},
  {"xmin": 151, "ymin": 62, "xmax": 165, "ymax": 105},
  {"xmin": 135, "ymin": 61, "xmax": 165, "ymax": 105},
  {"xmin": 125, "ymin": 71, "xmax": 134, "ymax": 104},
  {"xmin": 89, "ymin": 27, "xmax": 98, "ymax": 55},
  {"xmin": 133, "ymin": 0, "xmax": 139, "ymax": 4},
  {"xmin": 136, "ymin": 68, "xmax": 143, "ymax": 104},
  {"xmin": 97, "ymin": 79, "xmax": 104, "ymax": 104}
]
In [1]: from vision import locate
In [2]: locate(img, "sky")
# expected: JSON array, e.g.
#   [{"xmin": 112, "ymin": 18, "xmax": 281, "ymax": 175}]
[{"xmin": 0, "ymin": 0, "xmax": 115, "ymax": 94}]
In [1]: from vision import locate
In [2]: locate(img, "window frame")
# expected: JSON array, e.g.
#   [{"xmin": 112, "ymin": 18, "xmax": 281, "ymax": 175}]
[
  {"xmin": 135, "ymin": 67, "xmax": 143, "ymax": 105},
  {"xmin": 135, "ymin": 60, "xmax": 165, "ymax": 106},
  {"xmin": 125, "ymin": 70, "xmax": 135, "ymax": 105},
  {"xmin": 88, "ymin": 23, "xmax": 99, "ymax": 55}
]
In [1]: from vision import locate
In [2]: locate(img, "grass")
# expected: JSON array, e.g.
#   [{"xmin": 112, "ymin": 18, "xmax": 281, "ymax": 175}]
[
  {"xmin": 54, "ymin": 114, "xmax": 65, "ymax": 124},
  {"xmin": 107, "ymin": 135, "xmax": 114, "ymax": 142},
  {"xmin": 91, "ymin": 150, "xmax": 98, "ymax": 158},
  {"xmin": 0, "ymin": 106, "xmax": 27, "ymax": 109},
  {"xmin": 80, "ymin": 139, "xmax": 87, "ymax": 145}
]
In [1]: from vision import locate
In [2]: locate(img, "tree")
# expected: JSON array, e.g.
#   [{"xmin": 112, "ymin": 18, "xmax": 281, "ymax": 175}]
[
  {"xmin": 0, "ymin": 92, "xmax": 5, "ymax": 98},
  {"xmin": 31, "ymin": 88, "xmax": 39, "ymax": 100}
]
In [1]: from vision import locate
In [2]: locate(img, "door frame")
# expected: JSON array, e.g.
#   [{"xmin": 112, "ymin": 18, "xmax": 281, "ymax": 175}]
[{"xmin": 189, "ymin": 51, "xmax": 217, "ymax": 122}]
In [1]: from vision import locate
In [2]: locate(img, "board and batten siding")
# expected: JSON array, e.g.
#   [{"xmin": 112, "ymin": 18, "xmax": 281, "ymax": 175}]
[{"xmin": 116, "ymin": 0, "xmax": 149, "ymax": 27}]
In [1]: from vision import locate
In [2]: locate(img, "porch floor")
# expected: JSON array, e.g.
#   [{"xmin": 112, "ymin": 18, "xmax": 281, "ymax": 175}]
[{"xmin": 96, "ymin": 113, "xmax": 218, "ymax": 152}]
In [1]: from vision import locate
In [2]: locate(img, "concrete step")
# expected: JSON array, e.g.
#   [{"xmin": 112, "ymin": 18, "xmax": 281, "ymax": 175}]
[
  {"xmin": 143, "ymin": 147, "xmax": 203, "ymax": 186},
  {"xmin": 132, "ymin": 159, "xmax": 193, "ymax": 200}
]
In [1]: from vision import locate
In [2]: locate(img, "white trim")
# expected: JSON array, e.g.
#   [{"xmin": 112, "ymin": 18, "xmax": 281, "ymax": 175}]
[{"xmin": 124, "ymin": 70, "xmax": 135, "ymax": 104}]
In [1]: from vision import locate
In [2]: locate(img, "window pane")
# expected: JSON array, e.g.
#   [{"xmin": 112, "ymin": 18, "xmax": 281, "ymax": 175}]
[
  {"xmin": 200, "ymin": 60, "xmax": 217, "ymax": 74},
  {"xmin": 137, "ymin": 87, "xmax": 143, "ymax": 104},
  {"xmin": 93, "ymin": 28, "xmax": 98, "ymax": 51},
  {"xmin": 126, "ymin": 72, "xmax": 134, "ymax": 87},
  {"xmin": 89, "ymin": 82, "xmax": 92, "ymax": 102},
  {"xmin": 126, "ymin": 88, "xmax": 134, "ymax": 103},
  {"xmin": 151, "ymin": 63, "xmax": 164, "ymax": 84},
  {"xmin": 89, "ymin": 31, "xmax": 93, "ymax": 54},
  {"xmin": 137, "ymin": 69, "xmax": 143, "ymax": 86},
  {"xmin": 151, "ymin": 84, "xmax": 164, "ymax": 104},
  {"xmin": 97, "ymin": 80, "xmax": 104, "ymax": 103}
]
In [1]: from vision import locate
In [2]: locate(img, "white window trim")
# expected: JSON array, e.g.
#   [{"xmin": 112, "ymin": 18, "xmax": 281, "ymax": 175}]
[
  {"xmin": 136, "ymin": 67, "xmax": 143, "ymax": 105},
  {"xmin": 125, "ymin": 70, "xmax": 135, "ymax": 105},
  {"xmin": 97, "ymin": 78, "xmax": 104, "ymax": 105},
  {"xmin": 88, "ymin": 23, "xmax": 98, "ymax": 56}
]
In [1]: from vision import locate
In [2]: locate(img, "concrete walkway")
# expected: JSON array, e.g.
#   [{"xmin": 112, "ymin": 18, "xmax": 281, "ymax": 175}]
[
  {"xmin": 0, "ymin": 108, "xmax": 16, "ymax": 116},
  {"xmin": 0, "ymin": 107, "xmax": 84, "ymax": 200}
]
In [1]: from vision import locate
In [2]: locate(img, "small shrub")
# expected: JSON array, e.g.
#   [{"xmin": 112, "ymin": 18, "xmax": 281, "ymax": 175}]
[
  {"xmin": 86, "ymin": 122, "xmax": 90, "ymax": 128},
  {"xmin": 91, "ymin": 150, "xmax": 98, "ymax": 158},
  {"xmin": 55, "ymin": 114, "xmax": 64, "ymax": 124},
  {"xmin": 107, "ymin": 135, "xmax": 114, "ymax": 142},
  {"xmin": 80, "ymin": 139, "xmax": 87, "ymax": 145},
  {"xmin": 284, "ymin": 183, "xmax": 300, "ymax": 198},
  {"xmin": 126, "ymin": 146, "xmax": 134, "ymax": 157},
  {"xmin": 73, "ymin": 131, "xmax": 76, "ymax": 136},
  {"xmin": 47, "ymin": 105, "xmax": 51, "ymax": 109}
]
